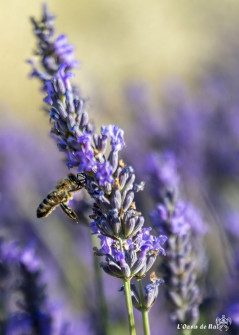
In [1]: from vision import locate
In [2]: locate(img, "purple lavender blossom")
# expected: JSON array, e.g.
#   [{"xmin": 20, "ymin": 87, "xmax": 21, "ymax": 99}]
[
  {"xmin": 145, "ymin": 149, "xmax": 206, "ymax": 325},
  {"xmin": 148, "ymin": 151, "xmax": 208, "ymax": 235},
  {"xmin": 29, "ymin": 5, "xmax": 167, "ymax": 286},
  {"xmin": 151, "ymin": 201, "xmax": 208, "ymax": 236},
  {"xmin": 146, "ymin": 152, "xmax": 181, "ymax": 209},
  {"xmin": 101, "ymin": 125, "xmax": 125, "ymax": 152},
  {"xmin": 147, "ymin": 152, "xmax": 180, "ymax": 194},
  {"xmin": 0, "ymin": 238, "xmax": 82, "ymax": 335},
  {"xmin": 96, "ymin": 162, "xmax": 114, "ymax": 186},
  {"xmin": 30, "ymin": 4, "xmax": 79, "ymax": 76},
  {"xmin": 54, "ymin": 35, "xmax": 80, "ymax": 69},
  {"xmin": 95, "ymin": 228, "xmax": 167, "ymax": 280}
]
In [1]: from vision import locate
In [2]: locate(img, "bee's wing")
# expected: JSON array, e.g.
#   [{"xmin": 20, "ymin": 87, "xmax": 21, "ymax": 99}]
[
  {"xmin": 55, "ymin": 178, "xmax": 68, "ymax": 190},
  {"xmin": 60, "ymin": 203, "xmax": 79, "ymax": 222}
]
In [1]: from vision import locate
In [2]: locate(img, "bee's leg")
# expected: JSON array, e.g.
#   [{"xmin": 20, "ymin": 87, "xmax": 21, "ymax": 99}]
[{"xmin": 60, "ymin": 203, "xmax": 79, "ymax": 223}]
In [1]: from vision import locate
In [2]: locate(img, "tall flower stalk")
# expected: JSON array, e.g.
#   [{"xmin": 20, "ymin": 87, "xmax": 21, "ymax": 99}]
[
  {"xmin": 28, "ymin": 4, "xmax": 167, "ymax": 334},
  {"xmin": 137, "ymin": 279, "xmax": 150, "ymax": 334},
  {"xmin": 148, "ymin": 152, "xmax": 207, "ymax": 334}
]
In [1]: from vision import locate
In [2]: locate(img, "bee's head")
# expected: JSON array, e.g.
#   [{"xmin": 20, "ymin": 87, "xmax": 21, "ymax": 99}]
[
  {"xmin": 68, "ymin": 173, "xmax": 78, "ymax": 182},
  {"xmin": 77, "ymin": 172, "xmax": 86, "ymax": 186},
  {"xmin": 68, "ymin": 173, "xmax": 85, "ymax": 187}
]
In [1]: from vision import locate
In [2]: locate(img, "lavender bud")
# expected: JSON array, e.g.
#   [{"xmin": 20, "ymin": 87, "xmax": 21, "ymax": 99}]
[
  {"xmin": 50, "ymin": 108, "xmax": 59, "ymax": 120},
  {"xmin": 56, "ymin": 77, "xmax": 66, "ymax": 95},
  {"xmin": 100, "ymin": 219, "xmax": 114, "ymax": 236},
  {"xmin": 131, "ymin": 258, "xmax": 146, "ymax": 276},
  {"xmin": 57, "ymin": 118, "xmax": 68, "ymax": 132},
  {"xmin": 130, "ymin": 284, "xmax": 142, "ymax": 310},
  {"xmin": 108, "ymin": 150, "xmax": 119, "ymax": 173},
  {"xmin": 85, "ymin": 122, "xmax": 93, "ymax": 133},
  {"xmin": 43, "ymin": 56, "xmax": 57, "ymax": 72},
  {"xmin": 132, "ymin": 216, "xmax": 145, "ymax": 235},
  {"xmin": 97, "ymin": 135, "xmax": 108, "ymax": 153},
  {"xmin": 93, "ymin": 134, "xmax": 99, "ymax": 148},
  {"xmin": 129, "ymin": 250, "xmax": 137, "ymax": 267},
  {"xmin": 120, "ymin": 263, "xmax": 131, "ymax": 278},
  {"xmin": 74, "ymin": 126, "xmax": 82, "ymax": 138},
  {"xmin": 66, "ymin": 99, "xmax": 75, "ymax": 114},
  {"xmin": 101, "ymin": 262, "xmax": 124, "ymax": 278},
  {"xmin": 123, "ymin": 191, "xmax": 134, "ymax": 211},
  {"xmin": 108, "ymin": 209, "xmax": 121, "ymax": 236},
  {"xmin": 80, "ymin": 112, "xmax": 89, "ymax": 128},
  {"xmin": 111, "ymin": 218, "xmax": 121, "ymax": 236},
  {"xmin": 75, "ymin": 98, "xmax": 84, "ymax": 118},
  {"xmin": 122, "ymin": 210, "xmax": 134, "ymax": 224},
  {"xmin": 125, "ymin": 251, "xmax": 132, "ymax": 266},
  {"xmin": 112, "ymin": 189, "xmax": 122, "ymax": 210},
  {"xmin": 67, "ymin": 113, "xmax": 76, "ymax": 129},
  {"xmin": 144, "ymin": 286, "xmax": 158, "ymax": 310},
  {"xmin": 115, "ymin": 166, "xmax": 122, "ymax": 178},
  {"xmin": 52, "ymin": 77, "xmax": 58, "ymax": 93},
  {"xmin": 135, "ymin": 264, "xmax": 147, "ymax": 278},
  {"xmin": 96, "ymin": 196, "xmax": 111, "ymax": 211},
  {"xmin": 104, "ymin": 182, "xmax": 112, "ymax": 195},
  {"xmin": 123, "ymin": 217, "xmax": 136, "ymax": 237},
  {"xmin": 119, "ymin": 170, "xmax": 128, "ymax": 189},
  {"xmin": 124, "ymin": 174, "xmax": 135, "ymax": 191},
  {"xmin": 56, "ymin": 100, "xmax": 68, "ymax": 118},
  {"xmin": 144, "ymin": 278, "xmax": 164, "ymax": 311},
  {"xmin": 145, "ymin": 255, "xmax": 157, "ymax": 273}
]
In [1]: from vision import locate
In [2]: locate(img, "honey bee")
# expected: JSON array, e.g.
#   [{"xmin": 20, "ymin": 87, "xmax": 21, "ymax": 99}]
[{"xmin": 37, "ymin": 173, "xmax": 85, "ymax": 222}]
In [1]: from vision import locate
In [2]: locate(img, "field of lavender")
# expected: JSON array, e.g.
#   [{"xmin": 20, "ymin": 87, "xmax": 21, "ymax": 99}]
[{"xmin": 1, "ymin": 2, "xmax": 239, "ymax": 335}]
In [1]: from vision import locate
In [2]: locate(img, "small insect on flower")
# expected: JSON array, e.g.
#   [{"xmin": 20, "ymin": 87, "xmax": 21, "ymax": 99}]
[{"xmin": 36, "ymin": 173, "xmax": 85, "ymax": 222}]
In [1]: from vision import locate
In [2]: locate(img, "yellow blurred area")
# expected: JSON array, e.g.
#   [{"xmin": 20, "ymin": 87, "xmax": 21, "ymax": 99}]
[{"xmin": 0, "ymin": 0, "xmax": 239, "ymax": 127}]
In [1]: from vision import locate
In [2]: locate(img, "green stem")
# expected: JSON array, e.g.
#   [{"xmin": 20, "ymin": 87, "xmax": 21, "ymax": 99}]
[
  {"xmin": 137, "ymin": 279, "xmax": 151, "ymax": 335},
  {"xmin": 124, "ymin": 279, "xmax": 137, "ymax": 335},
  {"xmin": 91, "ymin": 234, "xmax": 109, "ymax": 335}
]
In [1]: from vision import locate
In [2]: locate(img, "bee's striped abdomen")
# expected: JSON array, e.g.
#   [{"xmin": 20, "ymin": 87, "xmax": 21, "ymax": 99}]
[{"xmin": 36, "ymin": 191, "xmax": 63, "ymax": 218}]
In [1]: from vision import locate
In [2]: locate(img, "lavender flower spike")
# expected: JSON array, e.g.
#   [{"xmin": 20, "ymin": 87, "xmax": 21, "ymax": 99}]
[
  {"xmin": 149, "ymin": 152, "xmax": 206, "ymax": 326},
  {"xmin": 29, "ymin": 4, "xmax": 167, "ymax": 284},
  {"xmin": 0, "ymin": 239, "xmax": 75, "ymax": 335}
]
